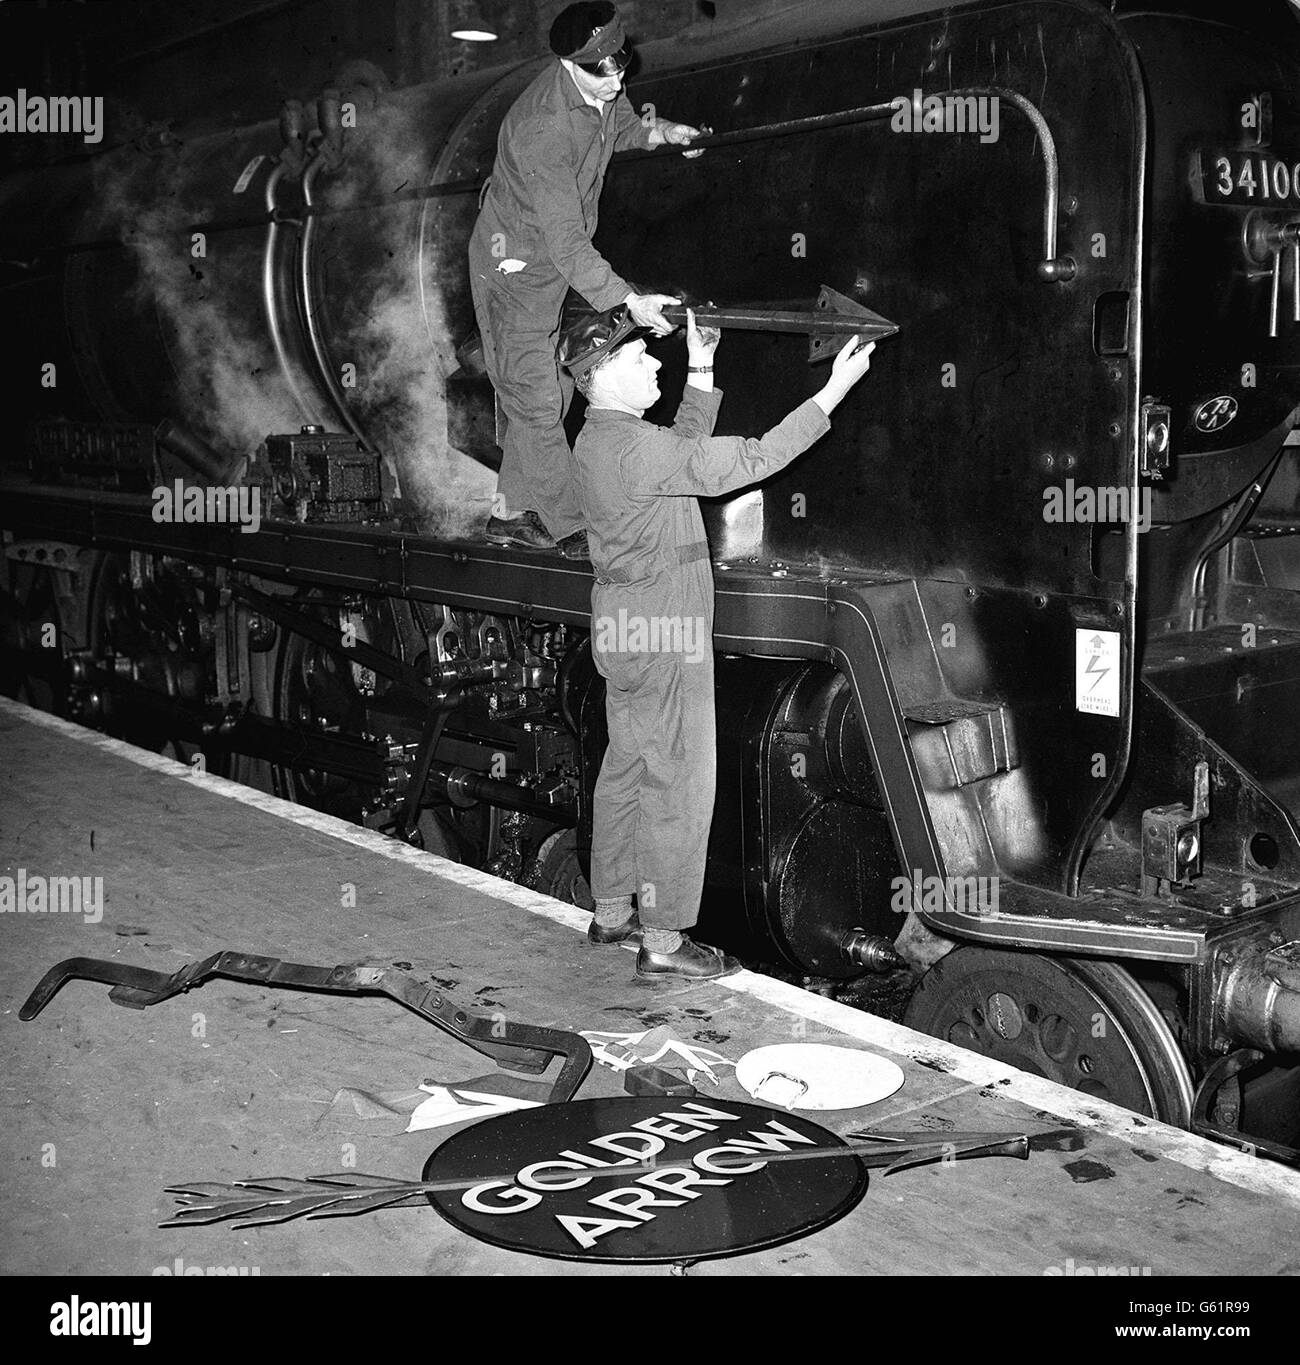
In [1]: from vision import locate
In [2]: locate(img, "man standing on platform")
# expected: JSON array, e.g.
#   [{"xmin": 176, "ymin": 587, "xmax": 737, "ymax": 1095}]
[
  {"xmin": 560, "ymin": 302, "xmax": 878, "ymax": 980},
  {"xmin": 468, "ymin": 1, "xmax": 704, "ymax": 558}
]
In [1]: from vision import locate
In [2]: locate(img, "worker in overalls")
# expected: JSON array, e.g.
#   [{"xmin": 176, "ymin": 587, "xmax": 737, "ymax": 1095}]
[
  {"xmin": 468, "ymin": 1, "xmax": 702, "ymax": 558},
  {"xmin": 561, "ymin": 302, "xmax": 878, "ymax": 979}
]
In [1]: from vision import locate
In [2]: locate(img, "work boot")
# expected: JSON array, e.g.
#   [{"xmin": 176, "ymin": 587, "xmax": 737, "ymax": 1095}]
[
  {"xmin": 485, "ymin": 510, "xmax": 555, "ymax": 549},
  {"xmin": 635, "ymin": 937, "xmax": 742, "ymax": 982},
  {"xmin": 587, "ymin": 913, "xmax": 641, "ymax": 946},
  {"xmin": 556, "ymin": 529, "xmax": 590, "ymax": 560}
]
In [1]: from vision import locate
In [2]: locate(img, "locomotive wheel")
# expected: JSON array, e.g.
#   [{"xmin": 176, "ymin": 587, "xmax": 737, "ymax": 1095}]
[
  {"xmin": 86, "ymin": 552, "xmax": 228, "ymax": 773},
  {"xmin": 272, "ymin": 594, "xmax": 390, "ymax": 822},
  {"xmin": 903, "ymin": 946, "xmax": 1194, "ymax": 1126},
  {"xmin": 528, "ymin": 829, "xmax": 594, "ymax": 911},
  {"xmin": 270, "ymin": 594, "xmax": 490, "ymax": 860},
  {"xmin": 2, "ymin": 563, "xmax": 66, "ymax": 714}
]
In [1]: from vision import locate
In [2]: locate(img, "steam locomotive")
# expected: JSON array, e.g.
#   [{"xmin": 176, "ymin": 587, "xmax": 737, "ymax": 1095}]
[{"xmin": 3, "ymin": 0, "xmax": 1300, "ymax": 1160}]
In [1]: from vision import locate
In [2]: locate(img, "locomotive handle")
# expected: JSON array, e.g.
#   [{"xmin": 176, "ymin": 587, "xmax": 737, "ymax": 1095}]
[
  {"xmin": 1293, "ymin": 237, "xmax": 1299, "ymax": 326},
  {"xmin": 1263, "ymin": 222, "xmax": 1300, "ymax": 337},
  {"xmin": 1271, "ymin": 242, "xmax": 1282, "ymax": 339}
]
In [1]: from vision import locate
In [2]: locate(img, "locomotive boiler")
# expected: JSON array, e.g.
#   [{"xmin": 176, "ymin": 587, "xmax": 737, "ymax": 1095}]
[{"xmin": 3, "ymin": 0, "xmax": 1300, "ymax": 1160}]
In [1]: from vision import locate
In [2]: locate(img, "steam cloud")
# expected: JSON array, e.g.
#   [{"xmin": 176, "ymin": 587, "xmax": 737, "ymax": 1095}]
[
  {"xmin": 92, "ymin": 147, "xmax": 300, "ymax": 459},
  {"xmin": 92, "ymin": 88, "xmax": 494, "ymax": 537},
  {"xmin": 330, "ymin": 94, "xmax": 495, "ymax": 537}
]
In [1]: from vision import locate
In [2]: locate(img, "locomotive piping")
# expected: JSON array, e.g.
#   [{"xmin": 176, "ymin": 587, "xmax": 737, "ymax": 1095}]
[
  {"xmin": 261, "ymin": 159, "xmax": 317, "ymax": 424},
  {"xmin": 153, "ymin": 419, "xmax": 242, "ymax": 486},
  {"xmin": 38, "ymin": 90, "xmax": 1069, "ymax": 278},
  {"xmin": 1187, "ymin": 447, "xmax": 1287, "ymax": 634},
  {"xmin": 297, "ymin": 145, "xmax": 371, "ymax": 447}
]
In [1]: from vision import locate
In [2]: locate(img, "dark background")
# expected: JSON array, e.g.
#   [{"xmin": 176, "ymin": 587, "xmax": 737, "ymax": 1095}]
[
  {"xmin": 0, "ymin": 0, "xmax": 753, "ymax": 167},
  {"xmin": 5, "ymin": 0, "xmax": 1300, "ymax": 172}
]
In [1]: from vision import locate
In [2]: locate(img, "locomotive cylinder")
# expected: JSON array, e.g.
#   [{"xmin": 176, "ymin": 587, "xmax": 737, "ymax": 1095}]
[{"xmin": 1221, "ymin": 943, "xmax": 1300, "ymax": 1054}]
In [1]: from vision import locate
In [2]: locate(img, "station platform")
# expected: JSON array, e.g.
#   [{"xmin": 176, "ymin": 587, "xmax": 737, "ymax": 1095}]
[{"xmin": 2, "ymin": 694, "xmax": 1299, "ymax": 1278}]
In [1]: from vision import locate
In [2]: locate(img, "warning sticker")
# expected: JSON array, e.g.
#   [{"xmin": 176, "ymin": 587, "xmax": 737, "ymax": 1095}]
[{"xmin": 1075, "ymin": 628, "xmax": 1121, "ymax": 717}]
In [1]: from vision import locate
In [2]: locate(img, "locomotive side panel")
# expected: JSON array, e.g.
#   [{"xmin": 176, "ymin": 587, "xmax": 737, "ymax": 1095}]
[{"xmin": 596, "ymin": 0, "xmax": 1142, "ymax": 596}]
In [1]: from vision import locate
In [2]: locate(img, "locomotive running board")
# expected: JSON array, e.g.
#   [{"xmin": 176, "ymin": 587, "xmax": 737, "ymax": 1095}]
[{"xmin": 19, "ymin": 950, "xmax": 592, "ymax": 1104}]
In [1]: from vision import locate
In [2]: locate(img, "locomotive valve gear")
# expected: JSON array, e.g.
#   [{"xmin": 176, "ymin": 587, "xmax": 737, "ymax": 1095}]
[
  {"xmin": 467, "ymin": 0, "xmax": 699, "ymax": 548},
  {"xmin": 563, "ymin": 304, "xmax": 878, "ymax": 981}
]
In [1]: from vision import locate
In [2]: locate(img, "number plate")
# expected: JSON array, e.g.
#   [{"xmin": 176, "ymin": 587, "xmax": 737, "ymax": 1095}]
[{"xmin": 1196, "ymin": 149, "xmax": 1300, "ymax": 207}]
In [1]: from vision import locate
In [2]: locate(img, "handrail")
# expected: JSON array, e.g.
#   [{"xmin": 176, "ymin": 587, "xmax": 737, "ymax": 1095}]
[{"xmin": 60, "ymin": 87, "xmax": 1073, "ymax": 279}]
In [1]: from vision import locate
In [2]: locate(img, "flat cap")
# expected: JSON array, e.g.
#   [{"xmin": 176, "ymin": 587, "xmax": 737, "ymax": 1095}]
[
  {"xmin": 558, "ymin": 294, "xmax": 647, "ymax": 376},
  {"xmin": 549, "ymin": 2, "xmax": 631, "ymax": 67}
]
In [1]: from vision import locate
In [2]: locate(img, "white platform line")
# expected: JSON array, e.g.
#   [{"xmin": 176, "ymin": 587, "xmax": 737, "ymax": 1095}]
[
  {"xmin": 0, "ymin": 695, "xmax": 591, "ymax": 932},
  {"xmin": 4, "ymin": 695, "xmax": 1298, "ymax": 1206}
]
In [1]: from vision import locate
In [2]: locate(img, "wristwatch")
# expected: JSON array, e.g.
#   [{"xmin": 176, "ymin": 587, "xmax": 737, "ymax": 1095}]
[{"xmin": 688, "ymin": 366, "xmax": 714, "ymax": 374}]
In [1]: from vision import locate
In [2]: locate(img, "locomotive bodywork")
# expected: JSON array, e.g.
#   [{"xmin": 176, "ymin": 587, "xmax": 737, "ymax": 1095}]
[{"xmin": 3, "ymin": 0, "xmax": 1300, "ymax": 1156}]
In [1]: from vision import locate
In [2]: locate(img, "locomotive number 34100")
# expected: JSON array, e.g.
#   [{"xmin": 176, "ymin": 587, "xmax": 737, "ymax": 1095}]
[{"xmin": 1198, "ymin": 149, "xmax": 1300, "ymax": 206}]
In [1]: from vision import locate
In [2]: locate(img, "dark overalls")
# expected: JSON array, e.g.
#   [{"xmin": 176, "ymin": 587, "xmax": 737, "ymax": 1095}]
[
  {"xmin": 468, "ymin": 63, "xmax": 653, "ymax": 538},
  {"xmin": 570, "ymin": 386, "xmax": 831, "ymax": 930}
]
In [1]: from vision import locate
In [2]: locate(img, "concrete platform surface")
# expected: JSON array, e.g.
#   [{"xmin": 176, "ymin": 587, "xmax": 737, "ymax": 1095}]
[{"xmin": 2, "ymin": 695, "xmax": 1299, "ymax": 1277}]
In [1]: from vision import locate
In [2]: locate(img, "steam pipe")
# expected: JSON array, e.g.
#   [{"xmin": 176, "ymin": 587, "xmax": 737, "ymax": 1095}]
[
  {"xmin": 1187, "ymin": 447, "xmax": 1284, "ymax": 631},
  {"xmin": 262, "ymin": 101, "xmax": 317, "ymax": 423},
  {"xmin": 297, "ymin": 91, "xmax": 370, "ymax": 446},
  {"xmin": 154, "ymin": 419, "xmax": 242, "ymax": 484}
]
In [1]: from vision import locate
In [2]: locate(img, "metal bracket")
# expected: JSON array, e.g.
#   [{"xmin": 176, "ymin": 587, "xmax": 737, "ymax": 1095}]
[
  {"xmin": 20, "ymin": 950, "xmax": 592, "ymax": 1104},
  {"xmin": 1140, "ymin": 398, "xmax": 1171, "ymax": 480},
  {"xmin": 1141, "ymin": 759, "xmax": 1209, "ymax": 895},
  {"xmin": 1191, "ymin": 1049, "xmax": 1300, "ymax": 1164}
]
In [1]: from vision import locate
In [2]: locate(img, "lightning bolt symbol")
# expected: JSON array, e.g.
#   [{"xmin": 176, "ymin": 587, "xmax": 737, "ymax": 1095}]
[{"xmin": 1085, "ymin": 653, "xmax": 1108, "ymax": 693}]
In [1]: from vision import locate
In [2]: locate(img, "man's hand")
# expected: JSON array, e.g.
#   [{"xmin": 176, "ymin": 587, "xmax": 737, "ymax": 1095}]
[
  {"xmin": 830, "ymin": 336, "xmax": 876, "ymax": 388},
  {"xmin": 625, "ymin": 292, "xmax": 681, "ymax": 337},
  {"xmin": 648, "ymin": 119, "xmax": 707, "ymax": 153},
  {"xmin": 686, "ymin": 308, "xmax": 721, "ymax": 364},
  {"xmin": 685, "ymin": 307, "xmax": 720, "ymax": 391},
  {"xmin": 660, "ymin": 121, "xmax": 703, "ymax": 145},
  {"xmin": 811, "ymin": 337, "xmax": 877, "ymax": 417}
]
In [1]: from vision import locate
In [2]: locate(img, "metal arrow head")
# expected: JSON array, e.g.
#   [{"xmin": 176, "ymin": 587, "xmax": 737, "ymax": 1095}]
[{"xmin": 806, "ymin": 285, "xmax": 899, "ymax": 363}]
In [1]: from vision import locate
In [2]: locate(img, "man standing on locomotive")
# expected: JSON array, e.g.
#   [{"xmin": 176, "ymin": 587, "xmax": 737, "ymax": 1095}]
[
  {"xmin": 560, "ymin": 303, "xmax": 877, "ymax": 979},
  {"xmin": 469, "ymin": 1, "xmax": 703, "ymax": 558}
]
